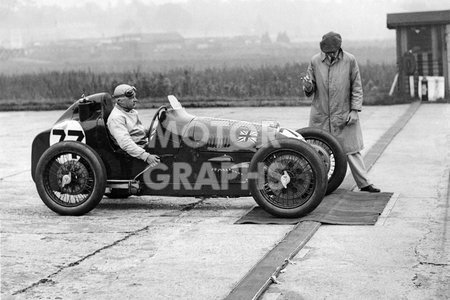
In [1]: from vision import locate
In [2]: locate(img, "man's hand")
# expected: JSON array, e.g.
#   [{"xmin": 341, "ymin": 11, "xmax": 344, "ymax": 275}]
[
  {"xmin": 301, "ymin": 74, "xmax": 313, "ymax": 92},
  {"xmin": 346, "ymin": 110, "xmax": 359, "ymax": 125},
  {"xmin": 146, "ymin": 154, "xmax": 160, "ymax": 167}
]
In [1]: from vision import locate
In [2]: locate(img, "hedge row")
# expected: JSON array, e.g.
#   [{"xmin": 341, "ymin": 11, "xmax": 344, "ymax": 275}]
[{"xmin": 0, "ymin": 62, "xmax": 396, "ymax": 101}]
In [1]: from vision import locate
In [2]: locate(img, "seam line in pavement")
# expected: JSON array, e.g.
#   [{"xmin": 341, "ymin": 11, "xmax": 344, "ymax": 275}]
[
  {"xmin": 11, "ymin": 198, "xmax": 206, "ymax": 296},
  {"xmin": 0, "ymin": 169, "xmax": 30, "ymax": 181},
  {"xmin": 11, "ymin": 225, "xmax": 151, "ymax": 295},
  {"xmin": 376, "ymin": 192, "xmax": 400, "ymax": 226},
  {"xmin": 226, "ymin": 101, "xmax": 422, "ymax": 300},
  {"xmin": 225, "ymin": 221, "xmax": 321, "ymax": 300}
]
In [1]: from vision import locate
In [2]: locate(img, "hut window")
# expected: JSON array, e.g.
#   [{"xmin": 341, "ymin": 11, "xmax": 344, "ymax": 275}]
[{"xmin": 407, "ymin": 26, "xmax": 432, "ymax": 52}]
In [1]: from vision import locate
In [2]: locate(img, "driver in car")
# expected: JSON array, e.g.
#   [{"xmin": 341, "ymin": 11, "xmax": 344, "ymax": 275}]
[{"xmin": 107, "ymin": 84, "xmax": 160, "ymax": 167}]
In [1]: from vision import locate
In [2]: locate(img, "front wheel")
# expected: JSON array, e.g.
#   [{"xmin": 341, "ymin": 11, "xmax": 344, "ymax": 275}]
[
  {"xmin": 248, "ymin": 139, "xmax": 327, "ymax": 218},
  {"xmin": 296, "ymin": 127, "xmax": 347, "ymax": 195},
  {"xmin": 35, "ymin": 141, "xmax": 107, "ymax": 215}
]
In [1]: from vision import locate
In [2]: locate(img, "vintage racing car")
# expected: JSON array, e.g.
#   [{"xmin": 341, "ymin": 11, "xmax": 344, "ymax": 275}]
[{"xmin": 31, "ymin": 93, "xmax": 347, "ymax": 218}]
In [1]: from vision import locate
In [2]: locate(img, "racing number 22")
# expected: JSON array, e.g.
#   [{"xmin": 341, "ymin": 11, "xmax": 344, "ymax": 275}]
[{"xmin": 53, "ymin": 129, "xmax": 84, "ymax": 142}]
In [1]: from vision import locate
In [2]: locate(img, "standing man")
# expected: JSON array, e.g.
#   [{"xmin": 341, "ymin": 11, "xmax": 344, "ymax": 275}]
[
  {"xmin": 302, "ymin": 31, "xmax": 380, "ymax": 193},
  {"xmin": 107, "ymin": 84, "xmax": 160, "ymax": 167}
]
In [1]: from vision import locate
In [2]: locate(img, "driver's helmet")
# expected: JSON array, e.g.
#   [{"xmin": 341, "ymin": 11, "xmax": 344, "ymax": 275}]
[{"xmin": 113, "ymin": 84, "xmax": 136, "ymax": 99}]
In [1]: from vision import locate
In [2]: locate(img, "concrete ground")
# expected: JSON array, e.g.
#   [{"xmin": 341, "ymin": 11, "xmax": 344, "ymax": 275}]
[
  {"xmin": 0, "ymin": 103, "xmax": 448, "ymax": 299},
  {"xmin": 262, "ymin": 103, "xmax": 450, "ymax": 300}
]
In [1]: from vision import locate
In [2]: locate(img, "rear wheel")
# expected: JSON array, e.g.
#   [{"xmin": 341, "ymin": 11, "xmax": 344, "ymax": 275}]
[
  {"xmin": 296, "ymin": 127, "xmax": 347, "ymax": 195},
  {"xmin": 35, "ymin": 141, "xmax": 106, "ymax": 215},
  {"xmin": 248, "ymin": 139, "xmax": 327, "ymax": 218}
]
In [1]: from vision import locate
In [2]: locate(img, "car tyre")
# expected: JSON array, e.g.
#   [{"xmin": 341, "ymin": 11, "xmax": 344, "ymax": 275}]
[
  {"xmin": 296, "ymin": 127, "xmax": 347, "ymax": 195},
  {"xmin": 248, "ymin": 138, "xmax": 327, "ymax": 218},
  {"xmin": 35, "ymin": 141, "xmax": 107, "ymax": 215}
]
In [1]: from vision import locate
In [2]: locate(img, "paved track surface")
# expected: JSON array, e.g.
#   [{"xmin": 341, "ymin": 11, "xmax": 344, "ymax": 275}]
[
  {"xmin": 1, "ymin": 103, "xmax": 448, "ymax": 299},
  {"xmin": 262, "ymin": 103, "xmax": 450, "ymax": 300}
]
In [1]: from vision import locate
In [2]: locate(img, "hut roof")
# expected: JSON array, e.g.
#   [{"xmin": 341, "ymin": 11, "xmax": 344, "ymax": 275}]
[{"xmin": 387, "ymin": 10, "xmax": 450, "ymax": 29}]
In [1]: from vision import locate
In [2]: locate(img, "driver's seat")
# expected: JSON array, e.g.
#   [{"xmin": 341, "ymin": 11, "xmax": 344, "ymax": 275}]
[
  {"xmin": 84, "ymin": 92, "xmax": 121, "ymax": 152},
  {"xmin": 100, "ymin": 93, "xmax": 115, "ymax": 124}
]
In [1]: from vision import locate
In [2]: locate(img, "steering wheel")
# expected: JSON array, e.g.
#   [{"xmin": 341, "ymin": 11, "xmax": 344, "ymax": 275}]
[{"xmin": 148, "ymin": 105, "xmax": 168, "ymax": 142}]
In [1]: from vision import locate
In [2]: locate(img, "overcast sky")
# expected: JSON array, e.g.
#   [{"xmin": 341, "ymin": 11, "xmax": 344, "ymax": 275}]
[
  {"xmin": 1, "ymin": 0, "xmax": 449, "ymax": 46},
  {"xmin": 35, "ymin": 0, "xmax": 449, "ymax": 11}
]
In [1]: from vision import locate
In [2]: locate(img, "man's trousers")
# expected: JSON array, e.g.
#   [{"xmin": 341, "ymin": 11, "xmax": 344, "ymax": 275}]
[{"xmin": 347, "ymin": 152, "xmax": 371, "ymax": 188}]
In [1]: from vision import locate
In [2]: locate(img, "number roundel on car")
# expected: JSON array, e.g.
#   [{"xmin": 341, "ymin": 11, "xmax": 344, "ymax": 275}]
[{"xmin": 50, "ymin": 120, "xmax": 86, "ymax": 145}]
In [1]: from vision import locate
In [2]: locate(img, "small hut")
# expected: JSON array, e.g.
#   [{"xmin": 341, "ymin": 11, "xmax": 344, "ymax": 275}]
[{"xmin": 387, "ymin": 10, "xmax": 450, "ymax": 100}]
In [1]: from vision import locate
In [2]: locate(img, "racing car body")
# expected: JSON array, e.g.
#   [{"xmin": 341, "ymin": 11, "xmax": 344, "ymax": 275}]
[{"xmin": 32, "ymin": 93, "xmax": 347, "ymax": 217}]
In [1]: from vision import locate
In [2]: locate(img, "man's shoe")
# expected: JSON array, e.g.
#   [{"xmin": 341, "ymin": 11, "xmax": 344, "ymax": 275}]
[{"xmin": 360, "ymin": 184, "xmax": 380, "ymax": 193}]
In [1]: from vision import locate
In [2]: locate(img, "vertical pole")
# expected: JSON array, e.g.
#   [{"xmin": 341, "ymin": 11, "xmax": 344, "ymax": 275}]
[
  {"xmin": 444, "ymin": 25, "xmax": 450, "ymax": 98},
  {"xmin": 396, "ymin": 28, "xmax": 404, "ymax": 96}
]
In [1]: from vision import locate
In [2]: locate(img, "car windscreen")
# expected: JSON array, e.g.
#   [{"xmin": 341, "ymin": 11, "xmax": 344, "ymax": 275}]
[{"xmin": 168, "ymin": 95, "xmax": 183, "ymax": 110}]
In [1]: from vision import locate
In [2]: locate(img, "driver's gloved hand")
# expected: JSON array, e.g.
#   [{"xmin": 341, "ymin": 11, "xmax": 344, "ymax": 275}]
[{"xmin": 146, "ymin": 154, "xmax": 160, "ymax": 167}]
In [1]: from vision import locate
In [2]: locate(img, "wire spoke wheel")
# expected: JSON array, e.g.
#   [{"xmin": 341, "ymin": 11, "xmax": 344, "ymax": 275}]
[
  {"xmin": 308, "ymin": 139, "xmax": 334, "ymax": 179},
  {"xmin": 249, "ymin": 139, "xmax": 327, "ymax": 218},
  {"xmin": 261, "ymin": 151, "xmax": 315, "ymax": 209},
  {"xmin": 43, "ymin": 153, "xmax": 95, "ymax": 207},
  {"xmin": 296, "ymin": 128, "xmax": 347, "ymax": 195},
  {"xmin": 35, "ymin": 141, "xmax": 106, "ymax": 215}
]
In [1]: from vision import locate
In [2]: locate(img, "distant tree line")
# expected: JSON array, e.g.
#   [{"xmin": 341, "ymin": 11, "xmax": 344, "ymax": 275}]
[{"xmin": 0, "ymin": 62, "xmax": 396, "ymax": 102}]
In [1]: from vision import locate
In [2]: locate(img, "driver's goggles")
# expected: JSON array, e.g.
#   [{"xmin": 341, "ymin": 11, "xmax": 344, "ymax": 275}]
[{"xmin": 115, "ymin": 86, "xmax": 136, "ymax": 98}]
